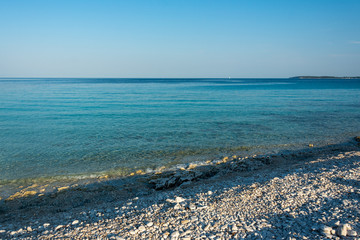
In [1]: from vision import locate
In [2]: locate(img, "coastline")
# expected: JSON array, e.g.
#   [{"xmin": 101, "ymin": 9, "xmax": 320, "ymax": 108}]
[{"xmin": 0, "ymin": 138, "xmax": 359, "ymax": 239}]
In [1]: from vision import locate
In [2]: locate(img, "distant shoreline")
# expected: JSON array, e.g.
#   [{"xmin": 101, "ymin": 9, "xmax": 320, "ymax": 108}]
[{"xmin": 290, "ymin": 76, "xmax": 360, "ymax": 79}]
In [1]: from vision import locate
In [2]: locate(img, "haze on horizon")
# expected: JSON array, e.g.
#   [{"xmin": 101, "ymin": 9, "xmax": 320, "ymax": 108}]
[{"xmin": 0, "ymin": 0, "xmax": 359, "ymax": 78}]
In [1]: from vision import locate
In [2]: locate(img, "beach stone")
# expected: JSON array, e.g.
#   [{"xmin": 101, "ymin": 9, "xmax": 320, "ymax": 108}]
[
  {"xmin": 189, "ymin": 204, "xmax": 196, "ymax": 210},
  {"xmin": 181, "ymin": 237, "xmax": 191, "ymax": 240},
  {"xmin": 181, "ymin": 220, "xmax": 190, "ymax": 225},
  {"xmin": 146, "ymin": 222, "xmax": 154, "ymax": 227},
  {"xmin": 27, "ymin": 226, "xmax": 33, "ymax": 232},
  {"xmin": 175, "ymin": 197, "xmax": 186, "ymax": 203},
  {"xmin": 55, "ymin": 225, "xmax": 64, "ymax": 231},
  {"xmin": 336, "ymin": 224, "xmax": 351, "ymax": 237},
  {"xmin": 171, "ymin": 231, "xmax": 180, "ymax": 238},
  {"xmin": 72, "ymin": 220, "xmax": 79, "ymax": 225},
  {"xmin": 0, "ymin": 230, "xmax": 6, "ymax": 233},
  {"xmin": 43, "ymin": 223, "xmax": 50, "ymax": 228},
  {"xmin": 138, "ymin": 225, "xmax": 146, "ymax": 232},
  {"xmin": 354, "ymin": 136, "xmax": 360, "ymax": 142},
  {"xmin": 322, "ymin": 226, "xmax": 333, "ymax": 235},
  {"xmin": 347, "ymin": 230, "xmax": 357, "ymax": 237}
]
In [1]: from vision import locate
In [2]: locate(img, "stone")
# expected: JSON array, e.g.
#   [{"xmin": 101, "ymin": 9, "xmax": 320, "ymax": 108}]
[
  {"xmin": 181, "ymin": 220, "xmax": 190, "ymax": 225},
  {"xmin": 43, "ymin": 223, "xmax": 50, "ymax": 228},
  {"xmin": 138, "ymin": 225, "xmax": 146, "ymax": 232},
  {"xmin": 55, "ymin": 225, "xmax": 64, "ymax": 231},
  {"xmin": 175, "ymin": 197, "xmax": 186, "ymax": 203},
  {"xmin": 232, "ymin": 224, "xmax": 238, "ymax": 232},
  {"xmin": 0, "ymin": 230, "xmax": 6, "ymax": 233},
  {"xmin": 171, "ymin": 231, "xmax": 180, "ymax": 238},
  {"xmin": 189, "ymin": 204, "xmax": 196, "ymax": 210},
  {"xmin": 354, "ymin": 136, "xmax": 360, "ymax": 142},
  {"xmin": 322, "ymin": 226, "xmax": 333, "ymax": 235},
  {"xmin": 336, "ymin": 224, "xmax": 351, "ymax": 237},
  {"xmin": 146, "ymin": 222, "xmax": 154, "ymax": 227},
  {"xmin": 72, "ymin": 220, "xmax": 79, "ymax": 225},
  {"xmin": 27, "ymin": 226, "xmax": 33, "ymax": 232},
  {"xmin": 347, "ymin": 230, "xmax": 357, "ymax": 237}
]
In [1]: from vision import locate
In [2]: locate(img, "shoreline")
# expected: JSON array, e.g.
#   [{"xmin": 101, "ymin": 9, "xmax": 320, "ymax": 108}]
[
  {"xmin": 0, "ymin": 138, "xmax": 360, "ymax": 239},
  {"xmin": 0, "ymin": 136, "xmax": 355, "ymax": 200}
]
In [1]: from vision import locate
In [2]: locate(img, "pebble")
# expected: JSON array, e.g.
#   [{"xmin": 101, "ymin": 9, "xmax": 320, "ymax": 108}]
[
  {"xmin": 54, "ymin": 225, "xmax": 64, "ymax": 231},
  {"xmin": 71, "ymin": 220, "xmax": 79, "ymax": 225},
  {"xmin": 170, "ymin": 231, "xmax": 180, "ymax": 238},
  {"xmin": 138, "ymin": 225, "xmax": 146, "ymax": 232},
  {"xmin": 1, "ymin": 148, "xmax": 360, "ymax": 240},
  {"xmin": 175, "ymin": 197, "xmax": 186, "ymax": 203}
]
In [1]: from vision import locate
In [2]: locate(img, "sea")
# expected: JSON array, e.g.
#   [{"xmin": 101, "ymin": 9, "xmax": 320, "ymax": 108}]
[{"xmin": 0, "ymin": 78, "xmax": 360, "ymax": 187}]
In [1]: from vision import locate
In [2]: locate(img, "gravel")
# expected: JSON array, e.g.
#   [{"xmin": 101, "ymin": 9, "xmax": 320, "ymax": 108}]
[{"xmin": 0, "ymin": 141, "xmax": 360, "ymax": 239}]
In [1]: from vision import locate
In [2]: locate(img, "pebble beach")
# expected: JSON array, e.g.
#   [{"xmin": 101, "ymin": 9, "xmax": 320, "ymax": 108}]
[{"xmin": 1, "ymin": 138, "xmax": 360, "ymax": 240}]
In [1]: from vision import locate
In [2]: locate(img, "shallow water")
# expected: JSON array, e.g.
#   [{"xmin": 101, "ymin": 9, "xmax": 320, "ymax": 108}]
[{"xmin": 0, "ymin": 78, "xmax": 360, "ymax": 184}]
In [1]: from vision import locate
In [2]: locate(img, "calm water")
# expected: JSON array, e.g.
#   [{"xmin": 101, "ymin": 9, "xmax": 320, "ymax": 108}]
[{"xmin": 1, "ymin": 78, "xmax": 360, "ymax": 183}]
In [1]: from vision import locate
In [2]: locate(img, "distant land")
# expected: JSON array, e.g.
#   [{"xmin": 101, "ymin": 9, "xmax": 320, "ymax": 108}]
[{"xmin": 290, "ymin": 76, "xmax": 360, "ymax": 79}]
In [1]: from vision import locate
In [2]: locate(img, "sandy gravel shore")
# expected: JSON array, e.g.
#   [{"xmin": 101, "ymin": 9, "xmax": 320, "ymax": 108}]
[{"xmin": 0, "ymin": 139, "xmax": 360, "ymax": 239}]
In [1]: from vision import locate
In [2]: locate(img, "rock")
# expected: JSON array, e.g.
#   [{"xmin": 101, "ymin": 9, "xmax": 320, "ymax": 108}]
[
  {"xmin": 0, "ymin": 230, "xmax": 6, "ymax": 233},
  {"xmin": 138, "ymin": 225, "xmax": 146, "ymax": 232},
  {"xmin": 43, "ymin": 223, "xmax": 50, "ymax": 228},
  {"xmin": 354, "ymin": 136, "xmax": 360, "ymax": 142},
  {"xmin": 170, "ymin": 231, "xmax": 180, "ymax": 238},
  {"xmin": 347, "ymin": 230, "xmax": 357, "ymax": 237},
  {"xmin": 181, "ymin": 220, "xmax": 190, "ymax": 225},
  {"xmin": 146, "ymin": 222, "xmax": 154, "ymax": 227},
  {"xmin": 182, "ymin": 237, "xmax": 191, "ymax": 240},
  {"xmin": 55, "ymin": 225, "xmax": 64, "ymax": 231},
  {"xmin": 189, "ymin": 204, "xmax": 196, "ymax": 210},
  {"xmin": 72, "ymin": 220, "xmax": 79, "ymax": 225},
  {"xmin": 27, "ymin": 226, "xmax": 33, "ymax": 232},
  {"xmin": 232, "ymin": 224, "xmax": 238, "ymax": 232},
  {"xmin": 175, "ymin": 197, "xmax": 186, "ymax": 203},
  {"xmin": 336, "ymin": 224, "xmax": 351, "ymax": 237},
  {"xmin": 322, "ymin": 225, "xmax": 333, "ymax": 235}
]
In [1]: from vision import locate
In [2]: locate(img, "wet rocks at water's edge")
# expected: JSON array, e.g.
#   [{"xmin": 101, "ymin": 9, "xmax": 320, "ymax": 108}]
[
  {"xmin": 149, "ymin": 154, "xmax": 273, "ymax": 190},
  {"xmin": 0, "ymin": 142, "xmax": 360, "ymax": 239}
]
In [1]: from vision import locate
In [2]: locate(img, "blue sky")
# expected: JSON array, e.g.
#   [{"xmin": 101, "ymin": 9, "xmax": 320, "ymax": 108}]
[{"xmin": 0, "ymin": 0, "xmax": 359, "ymax": 78}]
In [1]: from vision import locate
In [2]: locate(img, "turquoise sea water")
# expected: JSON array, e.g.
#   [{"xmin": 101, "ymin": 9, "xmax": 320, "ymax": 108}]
[{"xmin": 0, "ymin": 78, "xmax": 360, "ymax": 183}]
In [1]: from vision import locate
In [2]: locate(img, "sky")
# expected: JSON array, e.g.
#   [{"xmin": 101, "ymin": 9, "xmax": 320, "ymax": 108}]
[{"xmin": 0, "ymin": 0, "xmax": 359, "ymax": 78}]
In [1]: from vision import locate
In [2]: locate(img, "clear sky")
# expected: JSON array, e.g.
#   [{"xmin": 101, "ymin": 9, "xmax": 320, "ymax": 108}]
[{"xmin": 0, "ymin": 0, "xmax": 359, "ymax": 78}]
